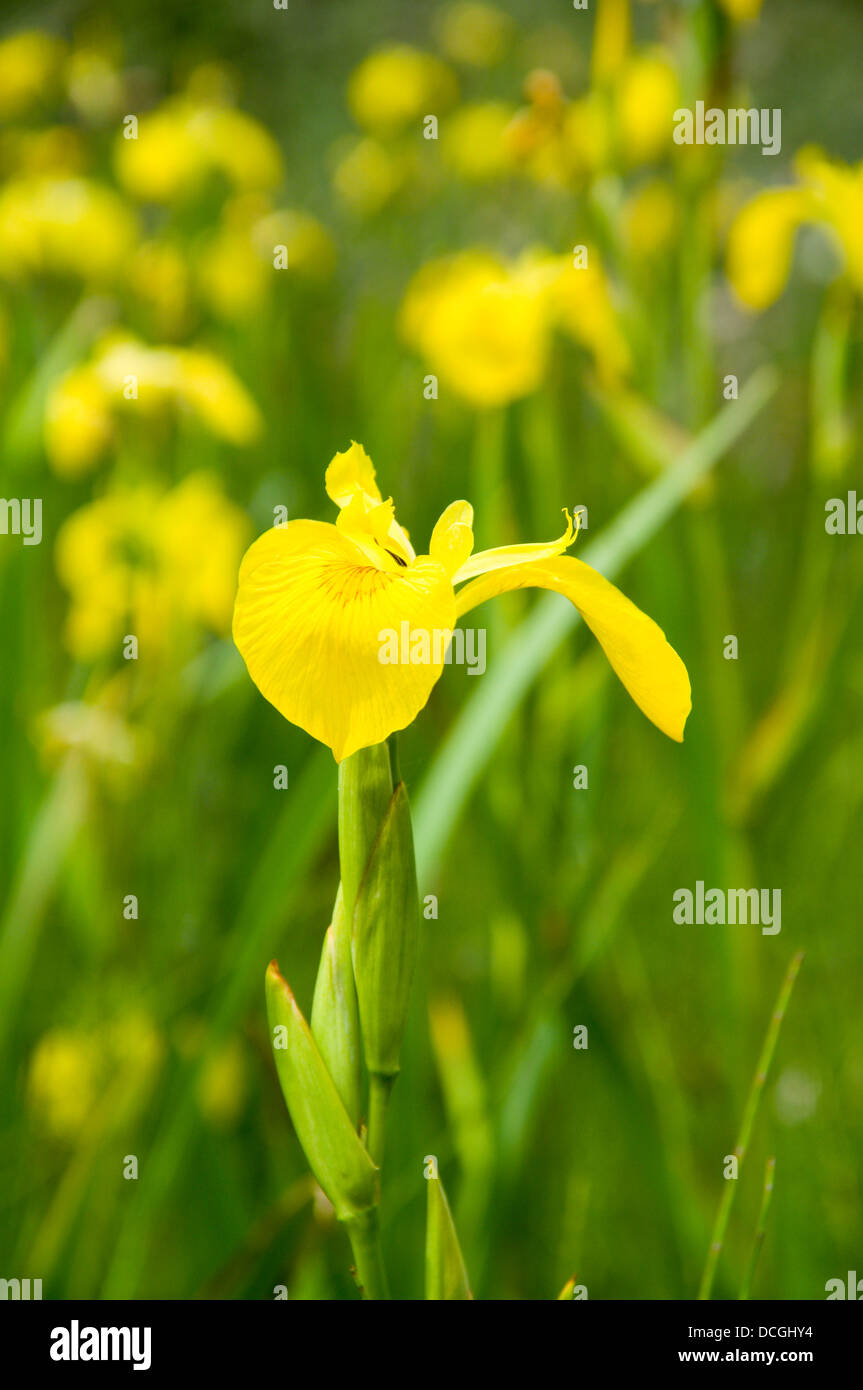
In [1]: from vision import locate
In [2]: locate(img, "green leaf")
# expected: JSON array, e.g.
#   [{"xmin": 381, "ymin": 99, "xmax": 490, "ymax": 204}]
[
  {"xmin": 425, "ymin": 1169, "xmax": 472, "ymax": 1300},
  {"xmin": 265, "ymin": 960, "xmax": 378, "ymax": 1223}
]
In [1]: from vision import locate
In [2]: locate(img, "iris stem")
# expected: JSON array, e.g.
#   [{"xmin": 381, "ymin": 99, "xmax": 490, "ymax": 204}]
[
  {"xmin": 367, "ymin": 1072, "xmax": 396, "ymax": 1169},
  {"xmin": 344, "ymin": 1208, "xmax": 390, "ymax": 1301}
]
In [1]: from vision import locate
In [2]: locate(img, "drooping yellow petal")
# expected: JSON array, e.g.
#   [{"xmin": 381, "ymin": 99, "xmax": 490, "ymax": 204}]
[
  {"xmin": 325, "ymin": 440, "xmax": 382, "ymax": 508},
  {"xmin": 233, "ymin": 520, "xmax": 455, "ymax": 761},
  {"xmin": 455, "ymin": 556, "xmax": 691, "ymax": 741},
  {"xmin": 451, "ymin": 509, "xmax": 575, "ymax": 585},
  {"xmin": 430, "ymin": 500, "xmax": 474, "ymax": 578}
]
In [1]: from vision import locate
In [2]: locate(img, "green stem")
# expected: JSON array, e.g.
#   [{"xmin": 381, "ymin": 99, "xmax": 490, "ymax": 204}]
[
  {"xmin": 367, "ymin": 1072, "xmax": 396, "ymax": 1169},
  {"xmin": 344, "ymin": 1208, "xmax": 390, "ymax": 1300},
  {"xmin": 698, "ymin": 951, "xmax": 804, "ymax": 1300}
]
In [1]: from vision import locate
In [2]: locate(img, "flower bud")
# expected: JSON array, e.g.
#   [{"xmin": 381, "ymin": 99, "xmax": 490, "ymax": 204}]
[
  {"xmin": 265, "ymin": 959, "xmax": 378, "ymax": 1222},
  {"xmin": 311, "ymin": 886, "xmax": 362, "ymax": 1128}
]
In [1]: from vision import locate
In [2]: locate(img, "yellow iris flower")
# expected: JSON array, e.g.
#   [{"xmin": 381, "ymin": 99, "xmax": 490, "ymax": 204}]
[
  {"xmin": 726, "ymin": 148, "xmax": 863, "ymax": 311},
  {"xmin": 114, "ymin": 98, "xmax": 283, "ymax": 204},
  {"xmin": 0, "ymin": 30, "xmax": 65, "ymax": 119},
  {"xmin": 401, "ymin": 247, "xmax": 630, "ymax": 406},
  {"xmin": 0, "ymin": 176, "xmax": 137, "ymax": 284},
  {"xmin": 57, "ymin": 473, "xmax": 250, "ymax": 661},
  {"xmin": 347, "ymin": 45, "xmax": 458, "ymax": 135},
  {"xmin": 233, "ymin": 443, "xmax": 691, "ymax": 761},
  {"xmin": 45, "ymin": 331, "xmax": 262, "ymax": 476}
]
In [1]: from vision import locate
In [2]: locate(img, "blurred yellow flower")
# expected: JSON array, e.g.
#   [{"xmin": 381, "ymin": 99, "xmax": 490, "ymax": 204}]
[
  {"xmin": 797, "ymin": 147, "xmax": 863, "ymax": 293},
  {"xmin": 401, "ymin": 251, "xmax": 550, "ymax": 407},
  {"xmin": 199, "ymin": 224, "xmax": 269, "ymax": 322},
  {"xmin": 0, "ymin": 125, "xmax": 86, "ymax": 178},
  {"xmin": 541, "ymin": 250, "xmax": 632, "ymax": 384},
  {"xmin": 56, "ymin": 472, "xmax": 251, "ymax": 661},
  {"xmin": 401, "ymin": 246, "xmax": 629, "ymax": 406},
  {"xmin": 560, "ymin": 93, "xmax": 613, "ymax": 179},
  {"xmin": 233, "ymin": 443, "xmax": 691, "ymax": 760},
  {"xmin": 442, "ymin": 102, "xmax": 518, "ymax": 180},
  {"xmin": 435, "ymin": 2, "xmax": 514, "ymax": 67},
  {"xmin": 0, "ymin": 30, "xmax": 65, "ymax": 119},
  {"xmin": 726, "ymin": 187, "xmax": 810, "ymax": 312},
  {"xmin": 347, "ymin": 45, "xmax": 458, "ymax": 134},
  {"xmin": 196, "ymin": 1037, "xmax": 249, "ymax": 1129},
  {"xmin": 28, "ymin": 1030, "xmax": 101, "ymax": 1140},
  {"xmin": 66, "ymin": 42, "xmax": 124, "ymax": 123},
  {"xmin": 253, "ymin": 208, "xmax": 336, "ymax": 280},
  {"xmin": 199, "ymin": 198, "xmax": 336, "ymax": 320},
  {"xmin": 28, "ymin": 1014, "xmax": 161, "ymax": 1141},
  {"xmin": 37, "ymin": 699, "xmax": 146, "ymax": 774},
  {"xmin": 44, "ymin": 365, "xmax": 114, "ymax": 478},
  {"xmin": 114, "ymin": 98, "xmax": 283, "ymax": 203},
  {"xmin": 0, "ymin": 176, "xmax": 137, "ymax": 283},
  {"xmin": 44, "ymin": 333, "xmax": 262, "ymax": 475},
  {"xmin": 718, "ymin": 0, "xmax": 764, "ymax": 20},
  {"xmin": 178, "ymin": 348, "xmax": 264, "ymax": 445},
  {"xmin": 127, "ymin": 239, "xmax": 194, "ymax": 338},
  {"xmin": 591, "ymin": 0, "xmax": 631, "ymax": 86},
  {"xmin": 332, "ymin": 136, "xmax": 413, "ymax": 216},
  {"xmin": 726, "ymin": 149, "xmax": 863, "ymax": 311},
  {"xmin": 503, "ymin": 70, "xmax": 571, "ymax": 187},
  {"xmin": 616, "ymin": 51, "xmax": 679, "ymax": 165}
]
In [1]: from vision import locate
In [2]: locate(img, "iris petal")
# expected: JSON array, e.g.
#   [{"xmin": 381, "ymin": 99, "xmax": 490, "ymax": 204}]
[
  {"xmin": 451, "ymin": 509, "xmax": 575, "ymax": 584},
  {"xmin": 455, "ymin": 555, "xmax": 691, "ymax": 741},
  {"xmin": 233, "ymin": 520, "xmax": 455, "ymax": 760},
  {"xmin": 430, "ymin": 500, "xmax": 474, "ymax": 577},
  {"xmin": 325, "ymin": 440, "xmax": 381, "ymax": 507}
]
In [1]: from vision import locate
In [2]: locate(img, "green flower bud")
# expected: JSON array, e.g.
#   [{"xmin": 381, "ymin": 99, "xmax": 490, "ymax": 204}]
[
  {"xmin": 265, "ymin": 960, "xmax": 378, "ymax": 1222},
  {"xmin": 311, "ymin": 886, "xmax": 362, "ymax": 1128}
]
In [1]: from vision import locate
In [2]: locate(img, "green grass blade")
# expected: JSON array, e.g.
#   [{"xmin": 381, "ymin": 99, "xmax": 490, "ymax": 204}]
[{"xmin": 698, "ymin": 951, "xmax": 804, "ymax": 1300}]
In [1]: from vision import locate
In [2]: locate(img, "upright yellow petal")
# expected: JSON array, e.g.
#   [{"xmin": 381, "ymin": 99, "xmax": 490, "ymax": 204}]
[
  {"xmin": 452, "ymin": 510, "xmax": 575, "ymax": 584},
  {"xmin": 430, "ymin": 500, "xmax": 475, "ymax": 577},
  {"xmin": 325, "ymin": 441, "xmax": 382, "ymax": 508},
  {"xmin": 455, "ymin": 556, "xmax": 691, "ymax": 740},
  {"xmin": 233, "ymin": 521, "xmax": 455, "ymax": 760}
]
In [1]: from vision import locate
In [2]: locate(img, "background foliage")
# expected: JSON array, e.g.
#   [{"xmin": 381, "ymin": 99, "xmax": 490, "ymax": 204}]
[{"xmin": 1, "ymin": 0, "xmax": 861, "ymax": 1300}]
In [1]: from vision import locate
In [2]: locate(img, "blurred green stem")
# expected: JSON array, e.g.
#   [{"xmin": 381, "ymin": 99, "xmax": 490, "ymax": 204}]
[
  {"xmin": 698, "ymin": 951, "xmax": 804, "ymax": 1300},
  {"xmin": 739, "ymin": 1156, "xmax": 776, "ymax": 1301}
]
